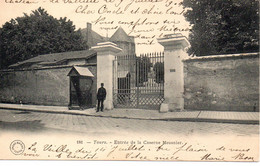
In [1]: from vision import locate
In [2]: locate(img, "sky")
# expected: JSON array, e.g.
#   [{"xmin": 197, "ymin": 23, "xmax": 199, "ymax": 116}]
[{"xmin": 0, "ymin": 0, "xmax": 190, "ymax": 54}]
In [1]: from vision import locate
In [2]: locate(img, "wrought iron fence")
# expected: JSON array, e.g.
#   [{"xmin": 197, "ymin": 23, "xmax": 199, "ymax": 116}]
[{"xmin": 113, "ymin": 52, "xmax": 164, "ymax": 110}]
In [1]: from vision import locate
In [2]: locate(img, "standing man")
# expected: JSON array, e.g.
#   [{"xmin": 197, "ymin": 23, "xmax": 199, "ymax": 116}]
[{"xmin": 97, "ymin": 83, "xmax": 106, "ymax": 112}]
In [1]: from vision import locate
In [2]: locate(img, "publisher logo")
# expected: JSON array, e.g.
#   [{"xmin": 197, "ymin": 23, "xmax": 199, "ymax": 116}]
[{"xmin": 10, "ymin": 140, "xmax": 25, "ymax": 155}]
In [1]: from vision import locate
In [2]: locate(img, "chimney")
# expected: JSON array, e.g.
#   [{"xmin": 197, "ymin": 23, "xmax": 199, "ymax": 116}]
[
  {"xmin": 87, "ymin": 22, "xmax": 92, "ymax": 34},
  {"xmin": 86, "ymin": 22, "xmax": 93, "ymax": 47}
]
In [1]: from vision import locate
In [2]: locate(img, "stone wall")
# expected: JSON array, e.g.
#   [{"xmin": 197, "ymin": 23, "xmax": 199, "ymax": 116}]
[
  {"xmin": 0, "ymin": 65, "xmax": 97, "ymax": 106},
  {"xmin": 183, "ymin": 53, "xmax": 259, "ymax": 112}
]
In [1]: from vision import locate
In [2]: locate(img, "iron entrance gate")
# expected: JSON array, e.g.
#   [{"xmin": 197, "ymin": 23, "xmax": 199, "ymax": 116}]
[{"xmin": 113, "ymin": 53, "xmax": 164, "ymax": 110}]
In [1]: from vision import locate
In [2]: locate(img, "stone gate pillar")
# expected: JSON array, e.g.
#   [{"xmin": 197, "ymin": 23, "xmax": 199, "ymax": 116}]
[
  {"xmin": 92, "ymin": 42, "xmax": 122, "ymax": 110},
  {"xmin": 158, "ymin": 34, "xmax": 190, "ymax": 112}
]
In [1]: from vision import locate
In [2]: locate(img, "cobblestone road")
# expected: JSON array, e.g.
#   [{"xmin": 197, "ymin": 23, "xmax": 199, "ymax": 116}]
[{"xmin": 0, "ymin": 109, "xmax": 258, "ymax": 137}]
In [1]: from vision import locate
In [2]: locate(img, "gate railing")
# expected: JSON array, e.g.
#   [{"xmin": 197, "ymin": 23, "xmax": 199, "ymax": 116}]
[{"xmin": 113, "ymin": 52, "xmax": 164, "ymax": 109}]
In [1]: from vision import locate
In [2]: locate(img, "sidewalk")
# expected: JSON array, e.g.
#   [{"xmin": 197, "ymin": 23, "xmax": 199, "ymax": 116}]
[{"xmin": 0, "ymin": 103, "xmax": 259, "ymax": 124}]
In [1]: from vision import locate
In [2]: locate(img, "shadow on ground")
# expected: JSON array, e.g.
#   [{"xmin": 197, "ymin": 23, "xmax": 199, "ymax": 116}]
[{"xmin": 0, "ymin": 120, "xmax": 45, "ymax": 132}]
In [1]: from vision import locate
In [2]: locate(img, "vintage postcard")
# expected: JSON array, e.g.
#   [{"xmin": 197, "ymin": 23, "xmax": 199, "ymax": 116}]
[{"xmin": 0, "ymin": 0, "xmax": 259, "ymax": 162}]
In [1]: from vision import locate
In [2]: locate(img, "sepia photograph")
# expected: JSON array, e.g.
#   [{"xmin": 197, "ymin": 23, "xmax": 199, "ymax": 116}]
[{"xmin": 0, "ymin": 0, "xmax": 259, "ymax": 163}]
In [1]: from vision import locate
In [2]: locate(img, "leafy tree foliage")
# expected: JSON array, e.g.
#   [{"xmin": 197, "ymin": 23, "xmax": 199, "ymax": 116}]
[
  {"xmin": 0, "ymin": 7, "xmax": 87, "ymax": 69},
  {"xmin": 182, "ymin": 0, "xmax": 259, "ymax": 56},
  {"xmin": 153, "ymin": 62, "xmax": 164, "ymax": 84}
]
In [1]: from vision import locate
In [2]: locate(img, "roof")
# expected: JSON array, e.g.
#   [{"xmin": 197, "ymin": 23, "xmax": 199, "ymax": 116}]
[
  {"xmin": 10, "ymin": 26, "xmax": 133, "ymax": 68},
  {"xmin": 80, "ymin": 28, "xmax": 107, "ymax": 47},
  {"xmin": 67, "ymin": 66, "xmax": 94, "ymax": 77},
  {"xmin": 81, "ymin": 27, "xmax": 134, "ymax": 46},
  {"xmin": 109, "ymin": 27, "xmax": 134, "ymax": 43},
  {"xmin": 9, "ymin": 49, "xmax": 96, "ymax": 68}
]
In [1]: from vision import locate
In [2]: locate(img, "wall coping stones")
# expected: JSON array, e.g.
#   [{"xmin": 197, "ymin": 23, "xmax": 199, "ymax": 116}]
[{"xmin": 183, "ymin": 52, "xmax": 259, "ymax": 62}]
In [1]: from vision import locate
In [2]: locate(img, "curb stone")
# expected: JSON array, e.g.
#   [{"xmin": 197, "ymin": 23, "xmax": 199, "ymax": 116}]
[{"xmin": 0, "ymin": 105, "xmax": 258, "ymax": 125}]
